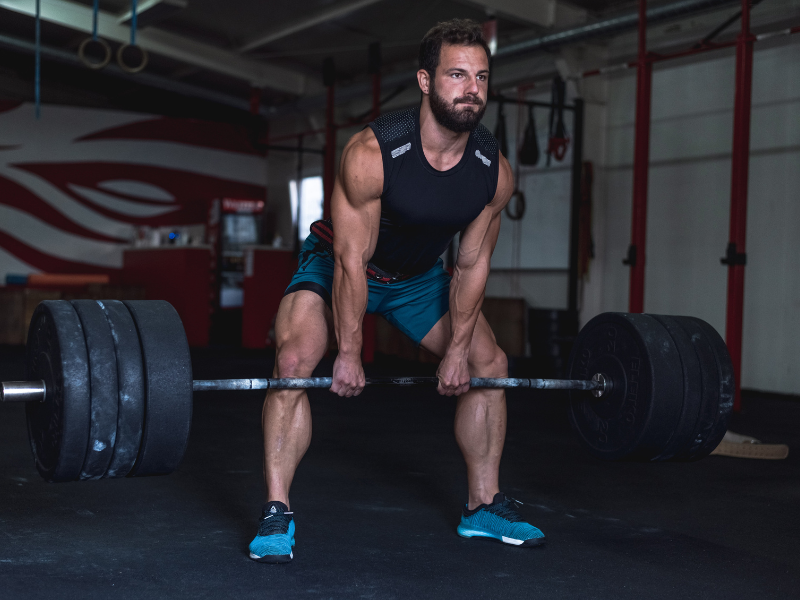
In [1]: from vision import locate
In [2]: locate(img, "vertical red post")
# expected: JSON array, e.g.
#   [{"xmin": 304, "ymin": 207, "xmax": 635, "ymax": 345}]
[
  {"xmin": 368, "ymin": 41, "xmax": 382, "ymax": 122},
  {"xmin": 249, "ymin": 87, "xmax": 262, "ymax": 115},
  {"xmin": 363, "ymin": 44, "xmax": 382, "ymax": 363},
  {"xmin": 322, "ymin": 58, "xmax": 336, "ymax": 220},
  {"xmin": 724, "ymin": 0, "xmax": 755, "ymax": 412},
  {"xmin": 626, "ymin": 0, "xmax": 653, "ymax": 313},
  {"xmin": 370, "ymin": 73, "xmax": 381, "ymax": 121}
]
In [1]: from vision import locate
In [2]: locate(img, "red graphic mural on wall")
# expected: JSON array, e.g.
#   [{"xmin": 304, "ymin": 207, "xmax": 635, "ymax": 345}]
[{"xmin": 0, "ymin": 102, "xmax": 266, "ymax": 279}]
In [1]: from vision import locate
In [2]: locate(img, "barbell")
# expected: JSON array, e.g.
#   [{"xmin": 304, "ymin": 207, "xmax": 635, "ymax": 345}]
[{"xmin": 0, "ymin": 300, "xmax": 733, "ymax": 483}]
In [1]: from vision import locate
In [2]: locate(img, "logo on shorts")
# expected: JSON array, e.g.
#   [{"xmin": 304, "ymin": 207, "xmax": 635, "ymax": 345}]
[
  {"xmin": 391, "ymin": 142, "xmax": 411, "ymax": 158},
  {"xmin": 475, "ymin": 149, "xmax": 491, "ymax": 167}
]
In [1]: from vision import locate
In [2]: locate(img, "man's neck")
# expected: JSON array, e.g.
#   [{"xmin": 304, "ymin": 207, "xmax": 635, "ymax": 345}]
[{"xmin": 419, "ymin": 98, "xmax": 470, "ymax": 171}]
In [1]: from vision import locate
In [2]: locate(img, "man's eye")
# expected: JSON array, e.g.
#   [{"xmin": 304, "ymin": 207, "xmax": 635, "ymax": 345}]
[{"xmin": 477, "ymin": 75, "xmax": 487, "ymax": 81}]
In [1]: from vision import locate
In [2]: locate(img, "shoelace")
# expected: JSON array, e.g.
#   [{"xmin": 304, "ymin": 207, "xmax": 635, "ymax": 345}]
[
  {"xmin": 258, "ymin": 512, "xmax": 293, "ymax": 536},
  {"xmin": 486, "ymin": 497, "xmax": 525, "ymax": 522}
]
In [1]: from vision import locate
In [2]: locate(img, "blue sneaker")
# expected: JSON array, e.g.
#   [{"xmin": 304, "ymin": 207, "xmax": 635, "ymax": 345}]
[
  {"xmin": 457, "ymin": 493, "xmax": 546, "ymax": 547},
  {"xmin": 249, "ymin": 501, "xmax": 295, "ymax": 563}
]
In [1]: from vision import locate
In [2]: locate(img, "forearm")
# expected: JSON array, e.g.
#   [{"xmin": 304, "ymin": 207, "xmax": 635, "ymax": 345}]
[
  {"xmin": 447, "ymin": 258, "xmax": 490, "ymax": 355},
  {"xmin": 332, "ymin": 257, "xmax": 368, "ymax": 358}
]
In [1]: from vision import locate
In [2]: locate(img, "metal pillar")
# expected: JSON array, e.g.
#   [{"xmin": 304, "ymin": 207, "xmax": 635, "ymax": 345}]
[
  {"xmin": 625, "ymin": 0, "xmax": 653, "ymax": 313},
  {"xmin": 723, "ymin": 0, "xmax": 755, "ymax": 412},
  {"xmin": 323, "ymin": 57, "xmax": 336, "ymax": 220},
  {"xmin": 368, "ymin": 41, "xmax": 381, "ymax": 122},
  {"xmin": 568, "ymin": 98, "xmax": 585, "ymax": 313},
  {"xmin": 363, "ymin": 43, "xmax": 382, "ymax": 363}
]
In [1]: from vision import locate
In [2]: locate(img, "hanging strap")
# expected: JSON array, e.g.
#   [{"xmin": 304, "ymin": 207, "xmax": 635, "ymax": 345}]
[
  {"xmin": 92, "ymin": 0, "xmax": 99, "ymax": 41},
  {"xmin": 546, "ymin": 77, "xmax": 570, "ymax": 164},
  {"xmin": 34, "ymin": 0, "xmax": 41, "ymax": 119},
  {"xmin": 493, "ymin": 101, "xmax": 509, "ymax": 158},
  {"xmin": 130, "ymin": 0, "xmax": 138, "ymax": 45}
]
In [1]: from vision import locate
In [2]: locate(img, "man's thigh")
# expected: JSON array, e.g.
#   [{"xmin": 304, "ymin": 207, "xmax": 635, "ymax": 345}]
[
  {"xmin": 419, "ymin": 311, "xmax": 501, "ymax": 372},
  {"xmin": 273, "ymin": 290, "xmax": 333, "ymax": 376}
]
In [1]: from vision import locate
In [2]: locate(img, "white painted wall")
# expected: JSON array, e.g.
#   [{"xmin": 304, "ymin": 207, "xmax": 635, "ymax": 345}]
[{"xmin": 584, "ymin": 36, "xmax": 800, "ymax": 395}]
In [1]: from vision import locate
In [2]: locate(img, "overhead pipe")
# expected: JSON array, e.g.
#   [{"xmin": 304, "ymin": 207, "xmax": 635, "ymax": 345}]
[{"xmin": 494, "ymin": 0, "xmax": 738, "ymax": 59}]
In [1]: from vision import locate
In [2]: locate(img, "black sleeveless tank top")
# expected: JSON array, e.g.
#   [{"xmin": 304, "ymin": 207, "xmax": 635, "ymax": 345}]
[{"xmin": 366, "ymin": 107, "xmax": 500, "ymax": 276}]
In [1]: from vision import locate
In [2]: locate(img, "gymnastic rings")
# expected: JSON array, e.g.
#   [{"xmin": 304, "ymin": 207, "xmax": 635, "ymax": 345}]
[
  {"xmin": 117, "ymin": 43, "xmax": 149, "ymax": 74},
  {"xmin": 78, "ymin": 37, "xmax": 112, "ymax": 70},
  {"xmin": 505, "ymin": 190, "xmax": 526, "ymax": 221}
]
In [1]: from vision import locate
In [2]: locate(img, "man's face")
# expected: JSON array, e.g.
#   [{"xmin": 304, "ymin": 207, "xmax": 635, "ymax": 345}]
[{"xmin": 427, "ymin": 43, "xmax": 489, "ymax": 133}]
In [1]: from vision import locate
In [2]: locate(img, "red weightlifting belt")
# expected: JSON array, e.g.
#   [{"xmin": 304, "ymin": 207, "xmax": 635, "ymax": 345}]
[{"xmin": 309, "ymin": 220, "xmax": 412, "ymax": 284}]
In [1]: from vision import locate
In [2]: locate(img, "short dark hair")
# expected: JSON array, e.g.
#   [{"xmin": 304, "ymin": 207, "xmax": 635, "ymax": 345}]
[{"xmin": 418, "ymin": 19, "xmax": 491, "ymax": 78}]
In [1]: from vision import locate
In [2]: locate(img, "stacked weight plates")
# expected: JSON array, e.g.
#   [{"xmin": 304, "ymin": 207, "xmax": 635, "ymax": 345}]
[
  {"xmin": 25, "ymin": 300, "xmax": 193, "ymax": 482},
  {"xmin": 567, "ymin": 313, "xmax": 733, "ymax": 462}
]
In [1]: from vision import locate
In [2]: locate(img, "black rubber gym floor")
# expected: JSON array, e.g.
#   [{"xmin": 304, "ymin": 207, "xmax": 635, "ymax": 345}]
[{"xmin": 1, "ymin": 345, "xmax": 798, "ymax": 600}]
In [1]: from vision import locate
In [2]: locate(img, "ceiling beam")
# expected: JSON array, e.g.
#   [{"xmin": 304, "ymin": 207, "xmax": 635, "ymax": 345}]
[
  {"xmin": 238, "ymin": 0, "xmax": 385, "ymax": 53},
  {"xmin": 117, "ymin": 0, "xmax": 187, "ymax": 28},
  {"xmin": 466, "ymin": 0, "xmax": 586, "ymax": 29},
  {"xmin": 0, "ymin": 0, "xmax": 317, "ymax": 94}
]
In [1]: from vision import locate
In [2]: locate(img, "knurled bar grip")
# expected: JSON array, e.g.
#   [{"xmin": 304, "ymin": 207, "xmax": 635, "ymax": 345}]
[{"xmin": 191, "ymin": 377, "xmax": 603, "ymax": 392}]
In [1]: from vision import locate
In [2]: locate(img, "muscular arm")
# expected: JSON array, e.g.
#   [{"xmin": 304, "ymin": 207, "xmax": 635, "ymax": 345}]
[
  {"xmin": 330, "ymin": 129, "xmax": 383, "ymax": 396},
  {"xmin": 438, "ymin": 154, "xmax": 514, "ymax": 395}
]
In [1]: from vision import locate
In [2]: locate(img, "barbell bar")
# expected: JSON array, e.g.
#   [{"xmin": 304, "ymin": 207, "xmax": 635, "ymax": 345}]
[
  {"xmin": 3, "ymin": 299, "xmax": 733, "ymax": 483},
  {"xmin": 2, "ymin": 375, "xmax": 607, "ymax": 401}
]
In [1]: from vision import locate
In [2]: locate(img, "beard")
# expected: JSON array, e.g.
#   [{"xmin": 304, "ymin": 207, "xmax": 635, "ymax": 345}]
[{"xmin": 428, "ymin": 78, "xmax": 486, "ymax": 133}]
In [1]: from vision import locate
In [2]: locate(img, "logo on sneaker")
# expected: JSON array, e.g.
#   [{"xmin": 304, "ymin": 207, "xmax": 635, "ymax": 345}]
[{"xmin": 270, "ymin": 506, "xmax": 277, "ymax": 514}]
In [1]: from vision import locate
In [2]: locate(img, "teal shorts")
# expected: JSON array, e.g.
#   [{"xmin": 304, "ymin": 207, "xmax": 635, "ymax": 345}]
[{"xmin": 284, "ymin": 233, "xmax": 451, "ymax": 345}]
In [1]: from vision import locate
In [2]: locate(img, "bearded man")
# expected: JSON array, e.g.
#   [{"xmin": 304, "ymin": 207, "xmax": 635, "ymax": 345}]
[{"xmin": 249, "ymin": 18, "xmax": 546, "ymax": 563}]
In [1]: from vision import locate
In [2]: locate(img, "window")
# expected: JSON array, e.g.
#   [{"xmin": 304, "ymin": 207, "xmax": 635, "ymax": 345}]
[{"xmin": 289, "ymin": 176, "xmax": 324, "ymax": 243}]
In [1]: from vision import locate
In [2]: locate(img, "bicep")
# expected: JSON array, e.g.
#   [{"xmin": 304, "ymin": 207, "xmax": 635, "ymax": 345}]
[{"xmin": 331, "ymin": 140, "xmax": 382, "ymax": 264}]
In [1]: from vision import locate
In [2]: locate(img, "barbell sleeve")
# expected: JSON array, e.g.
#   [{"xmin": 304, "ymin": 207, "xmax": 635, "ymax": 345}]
[{"xmin": 1, "ymin": 381, "xmax": 46, "ymax": 403}]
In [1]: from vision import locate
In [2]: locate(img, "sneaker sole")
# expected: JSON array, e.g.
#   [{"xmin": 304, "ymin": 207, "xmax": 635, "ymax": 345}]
[
  {"xmin": 249, "ymin": 551, "xmax": 293, "ymax": 564},
  {"xmin": 457, "ymin": 525, "xmax": 546, "ymax": 547}
]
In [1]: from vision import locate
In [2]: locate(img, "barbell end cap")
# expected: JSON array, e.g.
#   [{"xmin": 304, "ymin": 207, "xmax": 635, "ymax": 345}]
[
  {"xmin": 1, "ymin": 381, "xmax": 46, "ymax": 402},
  {"xmin": 591, "ymin": 373, "xmax": 610, "ymax": 398}
]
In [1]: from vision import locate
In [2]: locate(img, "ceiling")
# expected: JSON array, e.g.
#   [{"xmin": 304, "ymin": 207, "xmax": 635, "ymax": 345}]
[{"xmin": 3, "ymin": 0, "xmax": 779, "ymax": 121}]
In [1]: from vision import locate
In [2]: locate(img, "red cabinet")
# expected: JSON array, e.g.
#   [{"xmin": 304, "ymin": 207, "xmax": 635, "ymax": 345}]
[
  {"xmin": 241, "ymin": 247, "xmax": 296, "ymax": 349},
  {"xmin": 122, "ymin": 247, "xmax": 212, "ymax": 347}
]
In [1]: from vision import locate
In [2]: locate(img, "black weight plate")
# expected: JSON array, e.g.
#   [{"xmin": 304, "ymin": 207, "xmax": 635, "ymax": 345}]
[
  {"xmin": 663, "ymin": 316, "xmax": 721, "ymax": 461},
  {"xmin": 70, "ymin": 300, "xmax": 119, "ymax": 480},
  {"xmin": 567, "ymin": 313, "xmax": 684, "ymax": 461},
  {"xmin": 25, "ymin": 301, "xmax": 91, "ymax": 482},
  {"xmin": 123, "ymin": 300, "xmax": 193, "ymax": 477},
  {"xmin": 681, "ymin": 317, "xmax": 734, "ymax": 460},
  {"xmin": 96, "ymin": 300, "xmax": 145, "ymax": 478},
  {"xmin": 650, "ymin": 315, "xmax": 704, "ymax": 461}
]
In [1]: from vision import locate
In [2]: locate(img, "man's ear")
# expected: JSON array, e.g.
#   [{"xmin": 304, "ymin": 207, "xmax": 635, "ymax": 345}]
[{"xmin": 417, "ymin": 69, "xmax": 431, "ymax": 95}]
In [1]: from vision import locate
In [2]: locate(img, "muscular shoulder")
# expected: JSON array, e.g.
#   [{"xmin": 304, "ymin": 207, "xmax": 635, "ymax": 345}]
[
  {"xmin": 339, "ymin": 128, "xmax": 383, "ymax": 201},
  {"xmin": 340, "ymin": 128, "xmax": 383, "ymax": 200}
]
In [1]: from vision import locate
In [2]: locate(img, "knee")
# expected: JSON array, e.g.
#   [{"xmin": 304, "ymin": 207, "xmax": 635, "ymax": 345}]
[
  {"xmin": 275, "ymin": 346, "xmax": 316, "ymax": 378},
  {"xmin": 470, "ymin": 343, "xmax": 508, "ymax": 378}
]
